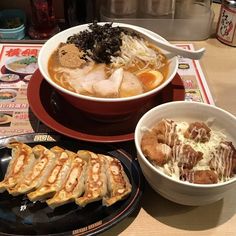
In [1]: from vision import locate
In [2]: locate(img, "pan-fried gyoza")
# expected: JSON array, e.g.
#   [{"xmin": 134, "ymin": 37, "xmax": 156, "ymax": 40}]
[
  {"xmin": 9, "ymin": 145, "xmax": 57, "ymax": 196},
  {"xmin": 46, "ymin": 150, "xmax": 87, "ymax": 209},
  {"xmin": 102, "ymin": 154, "xmax": 132, "ymax": 207},
  {"xmin": 0, "ymin": 143, "xmax": 36, "ymax": 193},
  {"xmin": 28, "ymin": 146, "xmax": 74, "ymax": 202},
  {"xmin": 75, "ymin": 151, "xmax": 108, "ymax": 207},
  {"xmin": 0, "ymin": 142, "xmax": 132, "ymax": 209}
]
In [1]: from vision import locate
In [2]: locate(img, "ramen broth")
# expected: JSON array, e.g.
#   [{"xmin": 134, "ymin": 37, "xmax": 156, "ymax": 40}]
[
  {"xmin": 7, "ymin": 57, "xmax": 38, "ymax": 74},
  {"xmin": 48, "ymin": 24, "xmax": 169, "ymax": 98}
]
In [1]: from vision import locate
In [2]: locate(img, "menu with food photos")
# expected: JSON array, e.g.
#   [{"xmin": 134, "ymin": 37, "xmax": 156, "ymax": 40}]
[{"xmin": 0, "ymin": 43, "xmax": 214, "ymax": 138}]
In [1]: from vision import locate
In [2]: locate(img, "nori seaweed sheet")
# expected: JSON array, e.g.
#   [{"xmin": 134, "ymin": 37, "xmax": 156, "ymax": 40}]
[{"xmin": 66, "ymin": 22, "xmax": 134, "ymax": 64}]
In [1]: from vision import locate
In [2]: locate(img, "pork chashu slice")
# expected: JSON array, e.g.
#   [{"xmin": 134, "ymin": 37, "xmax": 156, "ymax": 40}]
[
  {"xmin": 28, "ymin": 146, "xmax": 74, "ymax": 202},
  {"xmin": 46, "ymin": 151, "xmax": 87, "ymax": 209},
  {"xmin": 9, "ymin": 145, "xmax": 56, "ymax": 196},
  {"xmin": 0, "ymin": 142, "xmax": 36, "ymax": 193}
]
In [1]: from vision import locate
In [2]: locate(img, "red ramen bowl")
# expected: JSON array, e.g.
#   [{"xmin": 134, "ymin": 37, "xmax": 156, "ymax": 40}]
[{"xmin": 38, "ymin": 22, "xmax": 178, "ymax": 122}]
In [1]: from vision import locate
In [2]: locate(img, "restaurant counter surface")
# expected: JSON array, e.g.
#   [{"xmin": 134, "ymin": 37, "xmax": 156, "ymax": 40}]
[
  {"xmin": 101, "ymin": 3, "xmax": 236, "ymax": 236},
  {"xmin": 0, "ymin": 3, "xmax": 235, "ymax": 236}
]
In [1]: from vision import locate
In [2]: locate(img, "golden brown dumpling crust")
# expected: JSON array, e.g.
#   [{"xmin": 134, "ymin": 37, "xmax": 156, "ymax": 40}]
[
  {"xmin": 46, "ymin": 152, "xmax": 87, "ymax": 209},
  {"xmin": 9, "ymin": 145, "xmax": 56, "ymax": 196},
  {"xmin": 75, "ymin": 151, "xmax": 107, "ymax": 207},
  {"xmin": 0, "ymin": 144, "xmax": 133, "ymax": 209},
  {"xmin": 102, "ymin": 154, "xmax": 132, "ymax": 206},
  {"xmin": 27, "ymin": 147, "xmax": 73, "ymax": 202},
  {"xmin": 0, "ymin": 142, "xmax": 35, "ymax": 193}
]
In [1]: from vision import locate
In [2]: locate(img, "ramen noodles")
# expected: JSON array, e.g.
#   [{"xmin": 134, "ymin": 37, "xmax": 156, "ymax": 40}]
[
  {"xmin": 0, "ymin": 90, "xmax": 16, "ymax": 100},
  {"xmin": 7, "ymin": 56, "xmax": 38, "ymax": 74},
  {"xmin": 48, "ymin": 22, "xmax": 169, "ymax": 98},
  {"xmin": 141, "ymin": 119, "xmax": 236, "ymax": 184},
  {"xmin": 0, "ymin": 113, "xmax": 8, "ymax": 123}
]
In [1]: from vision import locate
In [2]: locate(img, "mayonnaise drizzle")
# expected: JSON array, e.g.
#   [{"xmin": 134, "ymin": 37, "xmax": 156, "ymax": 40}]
[{"xmin": 152, "ymin": 120, "xmax": 232, "ymax": 182}]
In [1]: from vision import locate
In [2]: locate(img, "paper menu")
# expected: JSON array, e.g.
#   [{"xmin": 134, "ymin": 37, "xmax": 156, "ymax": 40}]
[
  {"xmin": 176, "ymin": 44, "xmax": 214, "ymax": 104},
  {"xmin": 0, "ymin": 43, "xmax": 214, "ymax": 138}
]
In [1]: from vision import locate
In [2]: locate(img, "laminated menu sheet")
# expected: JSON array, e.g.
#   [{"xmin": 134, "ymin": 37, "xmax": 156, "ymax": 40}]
[
  {"xmin": 0, "ymin": 43, "xmax": 214, "ymax": 138},
  {"xmin": 175, "ymin": 44, "xmax": 214, "ymax": 104}
]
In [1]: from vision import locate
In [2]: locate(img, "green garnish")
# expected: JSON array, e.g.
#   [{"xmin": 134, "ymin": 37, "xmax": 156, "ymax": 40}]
[
  {"xmin": 18, "ymin": 56, "xmax": 37, "ymax": 65},
  {"xmin": 0, "ymin": 17, "xmax": 22, "ymax": 29}
]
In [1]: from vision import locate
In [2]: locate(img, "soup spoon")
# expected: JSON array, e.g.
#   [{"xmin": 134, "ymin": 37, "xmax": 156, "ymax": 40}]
[{"xmin": 122, "ymin": 26, "xmax": 205, "ymax": 60}]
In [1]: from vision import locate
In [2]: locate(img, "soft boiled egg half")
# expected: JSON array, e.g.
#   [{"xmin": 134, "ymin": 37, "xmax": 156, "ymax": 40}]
[{"xmin": 137, "ymin": 70, "xmax": 164, "ymax": 91}]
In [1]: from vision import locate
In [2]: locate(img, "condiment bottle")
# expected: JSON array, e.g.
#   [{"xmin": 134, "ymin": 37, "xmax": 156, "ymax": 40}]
[
  {"xmin": 216, "ymin": 0, "xmax": 236, "ymax": 47},
  {"xmin": 64, "ymin": 0, "xmax": 98, "ymax": 27},
  {"xmin": 28, "ymin": 0, "xmax": 60, "ymax": 39},
  {"xmin": 102, "ymin": 0, "xmax": 137, "ymax": 17},
  {"xmin": 140, "ymin": 0, "xmax": 175, "ymax": 19}
]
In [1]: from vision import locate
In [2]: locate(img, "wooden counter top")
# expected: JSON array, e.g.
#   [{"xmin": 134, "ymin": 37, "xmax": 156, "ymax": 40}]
[
  {"xmin": 185, "ymin": 4, "xmax": 236, "ymax": 117},
  {"xmin": 0, "ymin": 3, "xmax": 234, "ymax": 236},
  {"xmin": 194, "ymin": 38, "xmax": 236, "ymax": 116},
  {"xmin": 102, "ymin": 3, "xmax": 236, "ymax": 236}
]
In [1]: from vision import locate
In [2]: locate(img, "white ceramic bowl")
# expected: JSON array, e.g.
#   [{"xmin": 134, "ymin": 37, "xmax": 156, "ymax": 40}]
[
  {"xmin": 0, "ymin": 89, "xmax": 17, "ymax": 102},
  {"xmin": 0, "ymin": 74, "xmax": 20, "ymax": 82},
  {"xmin": 38, "ymin": 22, "xmax": 178, "ymax": 121},
  {"xmin": 5, "ymin": 56, "xmax": 38, "ymax": 75},
  {"xmin": 135, "ymin": 101, "xmax": 236, "ymax": 206}
]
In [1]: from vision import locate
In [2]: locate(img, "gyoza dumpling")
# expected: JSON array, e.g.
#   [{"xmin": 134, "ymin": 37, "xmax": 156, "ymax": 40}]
[
  {"xmin": 9, "ymin": 145, "xmax": 56, "ymax": 196},
  {"xmin": 102, "ymin": 154, "xmax": 132, "ymax": 206},
  {"xmin": 75, "ymin": 150, "xmax": 107, "ymax": 207},
  {"xmin": 0, "ymin": 142, "xmax": 36, "ymax": 193},
  {"xmin": 46, "ymin": 151, "xmax": 87, "ymax": 209},
  {"xmin": 27, "ymin": 146, "xmax": 73, "ymax": 202}
]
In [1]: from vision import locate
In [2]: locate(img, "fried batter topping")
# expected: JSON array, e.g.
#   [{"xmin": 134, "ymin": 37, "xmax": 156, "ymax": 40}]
[{"xmin": 141, "ymin": 119, "xmax": 236, "ymax": 184}]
